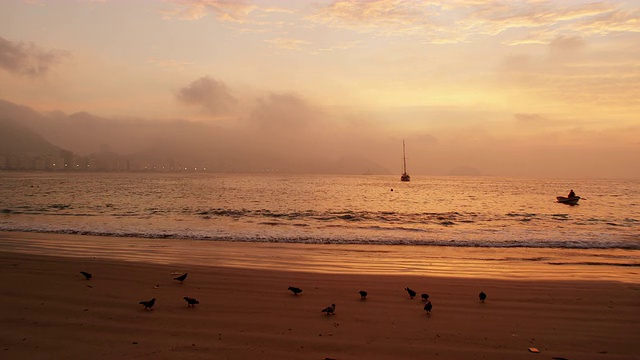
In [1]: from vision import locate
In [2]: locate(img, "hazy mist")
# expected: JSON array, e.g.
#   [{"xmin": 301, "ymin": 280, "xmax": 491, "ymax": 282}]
[{"xmin": 2, "ymin": 95, "xmax": 639, "ymax": 179}]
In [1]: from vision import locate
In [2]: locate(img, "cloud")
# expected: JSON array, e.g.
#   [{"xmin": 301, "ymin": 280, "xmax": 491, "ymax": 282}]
[
  {"xmin": 504, "ymin": 31, "xmax": 585, "ymax": 47},
  {"xmin": 3, "ymin": 96, "xmax": 639, "ymax": 178},
  {"xmin": 571, "ymin": 7, "xmax": 640, "ymax": 36},
  {"xmin": 314, "ymin": 41, "xmax": 362, "ymax": 53},
  {"xmin": 501, "ymin": 54, "xmax": 535, "ymax": 73},
  {"xmin": 498, "ymin": 27, "xmax": 638, "ymax": 112},
  {"xmin": 548, "ymin": 35, "xmax": 585, "ymax": 58},
  {"xmin": 264, "ymin": 37, "xmax": 311, "ymax": 50},
  {"xmin": 463, "ymin": 1, "xmax": 615, "ymax": 33},
  {"xmin": 309, "ymin": 0, "xmax": 439, "ymax": 36},
  {"xmin": 466, "ymin": 1, "xmax": 638, "ymax": 45},
  {"xmin": 161, "ymin": 0, "xmax": 256, "ymax": 21},
  {"xmin": 23, "ymin": 0, "xmax": 109, "ymax": 5},
  {"xmin": 158, "ymin": 1, "xmax": 637, "ymax": 48},
  {"xmin": 308, "ymin": 0, "xmax": 637, "ymax": 45},
  {"xmin": 311, "ymin": 0, "xmax": 428, "ymax": 26},
  {"xmin": 248, "ymin": 92, "xmax": 321, "ymax": 131},
  {"xmin": 514, "ymin": 113, "xmax": 543, "ymax": 121},
  {"xmin": 0, "ymin": 36, "xmax": 68, "ymax": 77},
  {"xmin": 176, "ymin": 76, "xmax": 237, "ymax": 116}
]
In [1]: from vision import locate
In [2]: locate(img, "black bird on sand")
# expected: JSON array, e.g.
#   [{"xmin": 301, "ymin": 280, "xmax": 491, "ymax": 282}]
[
  {"xmin": 479, "ymin": 291, "xmax": 487, "ymax": 302},
  {"xmin": 359, "ymin": 290, "xmax": 368, "ymax": 299},
  {"xmin": 288, "ymin": 286, "xmax": 303, "ymax": 295},
  {"xmin": 174, "ymin": 273, "xmax": 188, "ymax": 283},
  {"xmin": 405, "ymin": 287, "xmax": 416, "ymax": 299},
  {"xmin": 139, "ymin": 298, "xmax": 156, "ymax": 310},
  {"xmin": 424, "ymin": 300, "xmax": 433, "ymax": 314},
  {"xmin": 421, "ymin": 293, "xmax": 430, "ymax": 301},
  {"xmin": 184, "ymin": 297, "xmax": 199, "ymax": 307},
  {"xmin": 80, "ymin": 271, "xmax": 92, "ymax": 280},
  {"xmin": 321, "ymin": 303, "xmax": 336, "ymax": 315}
]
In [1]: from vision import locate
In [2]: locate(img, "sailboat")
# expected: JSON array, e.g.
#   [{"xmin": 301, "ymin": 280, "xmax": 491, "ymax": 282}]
[{"xmin": 400, "ymin": 140, "xmax": 410, "ymax": 182}]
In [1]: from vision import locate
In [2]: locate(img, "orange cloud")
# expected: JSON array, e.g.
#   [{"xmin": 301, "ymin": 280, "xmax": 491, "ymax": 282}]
[
  {"xmin": 308, "ymin": 0, "xmax": 635, "ymax": 45},
  {"xmin": 161, "ymin": 0, "xmax": 256, "ymax": 22},
  {"xmin": 312, "ymin": 0, "xmax": 429, "ymax": 25},
  {"xmin": 571, "ymin": 8, "xmax": 640, "ymax": 35},
  {"xmin": 462, "ymin": 1, "xmax": 638, "ymax": 44},
  {"xmin": 309, "ymin": 0, "xmax": 439, "ymax": 36}
]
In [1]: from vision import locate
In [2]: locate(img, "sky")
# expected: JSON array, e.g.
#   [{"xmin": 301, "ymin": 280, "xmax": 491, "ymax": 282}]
[{"xmin": 0, "ymin": 0, "xmax": 639, "ymax": 178}]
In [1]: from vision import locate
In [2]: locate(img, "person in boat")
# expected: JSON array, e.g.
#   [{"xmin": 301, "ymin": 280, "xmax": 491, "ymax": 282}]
[{"xmin": 568, "ymin": 189, "xmax": 576, "ymax": 198}]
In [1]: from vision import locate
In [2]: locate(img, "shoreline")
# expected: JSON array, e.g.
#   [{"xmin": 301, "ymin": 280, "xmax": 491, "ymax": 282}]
[
  {"xmin": 1, "ymin": 249, "xmax": 639, "ymax": 359},
  {"xmin": 0, "ymin": 231, "xmax": 638, "ymax": 283}
]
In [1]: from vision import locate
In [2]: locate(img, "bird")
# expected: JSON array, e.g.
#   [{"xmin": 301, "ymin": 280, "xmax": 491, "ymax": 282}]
[
  {"xmin": 79, "ymin": 271, "xmax": 92, "ymax": 280},
  {"xmin": 479, "ymin": 291, "xmax": 487, "ymax": 302},
  {"xmin": 288, "ymin": 286, "xmax": 302, "ymax": 295},
  {"xmin": 184, "ymin": 297, "xmax": 199, "ymax": 307},
  {"xmin": 139, "ymin": 298, "xmax": 156, "ymax": 310},
  {"xmin": 421, "ymin": 293, "xmax": 430, "ymax": 301},
  {"xmin": 424, "ymin": 300, "xmax": 433, "ymax": 314},
  {"xmin": 321, "ymin": 303, "xmax": 336, "ymax": 315},
  {"xmin": 359, "ymin": 290, "xmax": 368, "ymax": 299},
  {"xmin": 405, "ymin": 287, "xmax": 416, "ymax": 299},
  {"xmin": 174, "ymin": 273, "xmax": 188, "ymax": 283}
]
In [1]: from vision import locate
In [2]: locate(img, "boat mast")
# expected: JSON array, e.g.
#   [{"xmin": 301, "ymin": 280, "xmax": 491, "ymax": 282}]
[
  {"xmin": 402, "ymin": 140, "xmax": 407, "ymax": 174},
  {"xmin": 400, "ymin": 140, "xmax": 410, "ymax": 181}
]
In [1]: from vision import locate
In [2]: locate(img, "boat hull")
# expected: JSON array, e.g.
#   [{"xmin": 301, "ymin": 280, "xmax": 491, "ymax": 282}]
[{"xmin": 557, "ymin": 196, "xmax": 580, "ymax": 205}]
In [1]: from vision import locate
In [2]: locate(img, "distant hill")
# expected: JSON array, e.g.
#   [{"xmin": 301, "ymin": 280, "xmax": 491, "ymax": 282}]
[
  {"xmin": 328, "ymin": 156, "xmax": 392, "ymax": 175},
  {"xmin": 0, "ymin": 118, "xmax": 62, "ymax": 156},
  {"xmin": 0, "ymin": 99, "xmax": 392, "ymax": 174}
]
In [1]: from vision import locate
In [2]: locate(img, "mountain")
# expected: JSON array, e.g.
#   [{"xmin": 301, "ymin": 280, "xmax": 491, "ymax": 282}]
[
  {"xmin": 0, "ymin": 118, "xmax": 62, "ymax": 156},
  {"xmin": 0, "ymin": 99, "xmax": 392, "ymax": 174}
]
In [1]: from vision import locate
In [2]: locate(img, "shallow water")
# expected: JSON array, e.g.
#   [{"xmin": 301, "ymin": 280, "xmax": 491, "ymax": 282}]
[{"xmin": 1, "ymin": 232, "xmax": 637, "ymax": 283}]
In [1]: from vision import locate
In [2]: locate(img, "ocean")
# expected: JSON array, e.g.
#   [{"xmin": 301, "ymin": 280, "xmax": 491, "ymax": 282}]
[
  {"xmin": 1, "ymin": 172, "xmax": 638, "ymax": 280},
  {"xmin": 1, "ymin": 172, "xmax": 638, "ymax": 248}
]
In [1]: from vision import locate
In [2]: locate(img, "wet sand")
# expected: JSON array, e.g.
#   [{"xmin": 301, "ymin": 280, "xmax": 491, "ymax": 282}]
[
  {"xmin": 0, "ymin": 231, "xmax": 637, "ymax": 282},
  {"xmin": 0, "ymin": 232, "xmax": 639, "ymax": 359}
]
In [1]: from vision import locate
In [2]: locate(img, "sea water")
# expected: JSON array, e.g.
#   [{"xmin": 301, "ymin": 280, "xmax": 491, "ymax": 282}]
[{"xmin": 1, "ymin": 172, "xmax": 638, "ymax": 248}]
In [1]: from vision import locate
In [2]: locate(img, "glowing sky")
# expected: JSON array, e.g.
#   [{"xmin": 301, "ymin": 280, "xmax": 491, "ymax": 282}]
[{"xmin": 1, "ymin": 0, "xmax": 639, "ymax": 178}]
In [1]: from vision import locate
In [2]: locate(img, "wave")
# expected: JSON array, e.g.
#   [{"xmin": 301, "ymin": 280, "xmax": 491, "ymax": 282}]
[
  {"xmin": 0, "ymin": 206, "xmax": 475, "ymax": 223},
  {"xmin": 1, "ymin": 227, "xmax": 639, "ymax": 250},
  {"xmin": 3, "ymin": 205, "xmax": 638, "ymax": 229}
]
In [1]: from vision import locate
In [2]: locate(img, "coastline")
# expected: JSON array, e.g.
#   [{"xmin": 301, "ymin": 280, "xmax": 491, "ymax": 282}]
[
  {"xmin": 0, "ymin": 232, "xmax": 639, "ymax": 359},
  {"xmin": 0, "ymin": 231, "xmax": 638, "ymax": 282}
]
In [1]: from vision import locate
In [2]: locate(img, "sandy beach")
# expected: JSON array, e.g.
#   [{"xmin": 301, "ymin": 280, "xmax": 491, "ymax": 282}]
[{"xmin": 0, "ymin": 233, "xmax": 639, "ymax": 359}]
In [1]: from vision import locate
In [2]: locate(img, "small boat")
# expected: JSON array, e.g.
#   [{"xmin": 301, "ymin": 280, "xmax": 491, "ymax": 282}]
[
  {"xmin": 557, "ymin": 196, "xmax": 580, "ymax": 205},
  {"xmin": 400, "ymin": 140, "xmax": 410, "ymax": 182}
]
